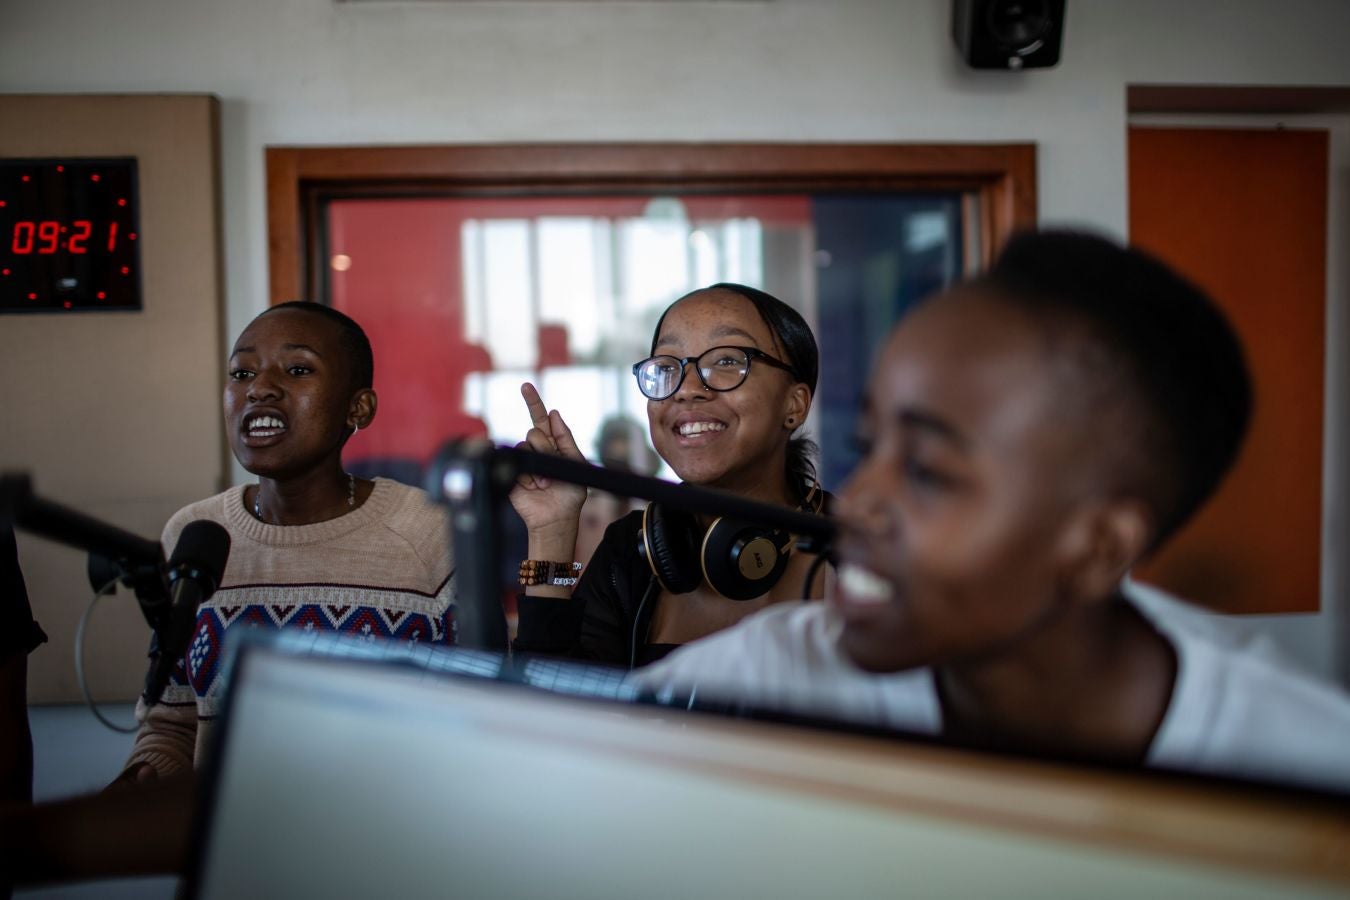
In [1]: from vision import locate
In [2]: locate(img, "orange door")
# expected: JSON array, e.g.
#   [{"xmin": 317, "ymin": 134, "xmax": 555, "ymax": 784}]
[{"xmin": 1128, "ymin": 126, "xmax": 1327, "ymax": 613}]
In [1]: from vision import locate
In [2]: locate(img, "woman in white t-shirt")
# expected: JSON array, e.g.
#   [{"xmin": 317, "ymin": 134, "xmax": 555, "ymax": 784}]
[{"xmin": 637, "ymin": 230, "xmax": 1350, "ymax": 792}]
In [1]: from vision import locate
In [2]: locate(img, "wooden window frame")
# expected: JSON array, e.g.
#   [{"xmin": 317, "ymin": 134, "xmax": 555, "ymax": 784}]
[{"xmin": 265, "ymin": 143, "xmax": 1037, "ymax": 304}]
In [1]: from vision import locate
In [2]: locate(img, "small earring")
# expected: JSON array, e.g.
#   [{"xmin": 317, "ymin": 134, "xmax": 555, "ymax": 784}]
[
  {"xmin": 352, "ymin": 422, "xmax": 361, "ymax": 433},
  {"xmin": 786, "ymin": 417, "xmax": 796, "ymax": 426}
]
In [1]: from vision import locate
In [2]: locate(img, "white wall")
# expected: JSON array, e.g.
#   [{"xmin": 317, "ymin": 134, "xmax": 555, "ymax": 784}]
[
  {"xmin": 4, "ymin": 0, "xmax": 1349, "ymax": 350},
  {"xmin": 2, "ymin": 1, "xmax": 1349, "ymax": 677}
]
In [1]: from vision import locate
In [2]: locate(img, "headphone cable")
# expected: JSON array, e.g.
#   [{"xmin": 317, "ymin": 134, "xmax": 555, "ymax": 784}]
[
  {"xmin": 801, "ymin": 550, "xmax": 830, "ymax": 602},
  {"xmin": 630, "ymin": 578, "xmax": 658, "ymax": 670}
]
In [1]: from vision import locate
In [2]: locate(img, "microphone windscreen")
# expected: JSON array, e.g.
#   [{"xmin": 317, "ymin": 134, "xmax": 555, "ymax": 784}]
[{"xmin": 168, "ymin": 520, "xmax": 231, "ymax": 590}]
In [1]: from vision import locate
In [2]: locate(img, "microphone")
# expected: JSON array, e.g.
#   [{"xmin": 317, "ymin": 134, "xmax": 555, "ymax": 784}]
[
  {"xmin": 1, "ymin": 472, "xmax": 231, "ymax": 705},
  {"xmin": 427, "ymin": 441, "xmax": 835, "ymax": 649},
  {"xmin": 144, "ymin": 519, "xmax": 231, "ymax": 706}
]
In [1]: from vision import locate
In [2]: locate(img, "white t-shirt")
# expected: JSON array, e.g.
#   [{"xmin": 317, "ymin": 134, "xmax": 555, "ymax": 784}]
[{"xmin": 631, "ymin": 582, "xmax": 1350, "ymax": 793}]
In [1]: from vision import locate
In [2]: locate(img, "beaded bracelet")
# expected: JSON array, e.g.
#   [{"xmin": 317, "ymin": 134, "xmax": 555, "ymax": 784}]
[{"xmin": 518, "ymin": 559, "xmax": 583, "ymax": 587}]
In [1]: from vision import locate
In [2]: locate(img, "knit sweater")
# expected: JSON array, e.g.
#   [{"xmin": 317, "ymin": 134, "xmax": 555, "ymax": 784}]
[{"xmin": 123, "ymin": 478, "xmax": 456, "ymax": 776}]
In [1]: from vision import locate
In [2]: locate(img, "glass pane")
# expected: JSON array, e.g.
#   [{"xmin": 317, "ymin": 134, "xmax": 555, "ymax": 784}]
[
  {"xmin": 324, "ymin": 192, "xmax": 966, "ymax": 492},
  {"xmin": 812, "ymin": 195, "xmax": 966, "ymax": 487}
]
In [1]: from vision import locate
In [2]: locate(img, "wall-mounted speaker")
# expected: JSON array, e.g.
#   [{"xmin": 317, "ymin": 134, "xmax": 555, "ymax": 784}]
[{"xmin": 952, "ymin": 0, "xmax": 1066, "ymax": 70}]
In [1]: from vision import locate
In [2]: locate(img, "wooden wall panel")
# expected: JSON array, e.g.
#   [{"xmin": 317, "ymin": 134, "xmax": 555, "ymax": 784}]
[{"xmin": 0, "ymin": 94, "xmax": 226, "ymax": 701}]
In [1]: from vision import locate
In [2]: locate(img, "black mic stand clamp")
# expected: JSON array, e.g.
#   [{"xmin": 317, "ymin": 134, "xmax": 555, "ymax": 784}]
[{"xmin": 427, "ymin": 440, "xmax": 515, "ymax": 654}]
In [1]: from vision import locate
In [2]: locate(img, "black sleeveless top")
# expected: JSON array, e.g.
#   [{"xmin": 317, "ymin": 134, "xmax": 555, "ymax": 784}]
[{"xmin": 514, "ymin": 493, "xmax": 832, "ymax": 670}]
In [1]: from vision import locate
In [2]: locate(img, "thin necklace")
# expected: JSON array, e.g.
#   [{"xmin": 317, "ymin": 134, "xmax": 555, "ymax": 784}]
[{"xmin": 253, "ymin": 473, "xmax": 356, "ymax": 524}]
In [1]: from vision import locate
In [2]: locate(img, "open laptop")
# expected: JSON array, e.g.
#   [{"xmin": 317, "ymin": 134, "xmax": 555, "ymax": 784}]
[{"xmin": 183, "ymin": 632, "xmax": 1350, "ymax": 899}]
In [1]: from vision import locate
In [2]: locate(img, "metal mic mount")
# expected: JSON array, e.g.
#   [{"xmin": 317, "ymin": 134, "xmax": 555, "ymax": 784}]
[{"xmin": 426, "ymin": 440, "xmax": 836, "ymax": 651}]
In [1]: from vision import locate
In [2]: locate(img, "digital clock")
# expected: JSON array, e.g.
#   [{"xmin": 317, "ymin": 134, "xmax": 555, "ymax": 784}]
[{"xmin": 0, "ymin": 158, "xmax": 142, "ymax": 313}]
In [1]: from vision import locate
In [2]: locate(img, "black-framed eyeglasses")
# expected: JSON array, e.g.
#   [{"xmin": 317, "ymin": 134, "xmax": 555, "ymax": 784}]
[{"xmin": 631, "ymin": 345, "xmax": 799, "ymax": 401}]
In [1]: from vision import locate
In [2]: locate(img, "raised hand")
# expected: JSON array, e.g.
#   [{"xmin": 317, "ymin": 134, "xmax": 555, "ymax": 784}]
[{"xmin": 508, "ymin": 383, "xmax": 588, "ymax": 547}]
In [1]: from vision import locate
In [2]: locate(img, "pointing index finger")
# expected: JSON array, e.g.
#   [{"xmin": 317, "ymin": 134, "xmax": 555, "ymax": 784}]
[{"xmin": 521, "ymin": 382, "xmax": 550, "ymax": 429}]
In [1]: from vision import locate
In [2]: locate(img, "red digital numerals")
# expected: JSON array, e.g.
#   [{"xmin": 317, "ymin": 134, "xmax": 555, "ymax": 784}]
[{"xmin": 9, "ymin": 220, "xmax": 109, "ymax": 255}]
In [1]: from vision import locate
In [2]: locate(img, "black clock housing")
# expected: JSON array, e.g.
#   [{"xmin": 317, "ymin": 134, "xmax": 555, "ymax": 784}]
[{"xmin": 0, "ymin": 158, "xmax": 142, "ymax": 313}]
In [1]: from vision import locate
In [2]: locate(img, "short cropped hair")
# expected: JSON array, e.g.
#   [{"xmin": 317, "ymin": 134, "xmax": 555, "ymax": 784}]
[
  {"xmin": 260, "ymin": 301, "xmax": 374, "ymax": 393},
  {"xmin": 981, "ymin": 230, "xmax": 1253, "ymax": 550}
]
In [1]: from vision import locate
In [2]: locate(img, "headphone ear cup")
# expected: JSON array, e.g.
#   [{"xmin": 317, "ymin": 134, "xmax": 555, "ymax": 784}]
[
  {"xmin": 640, "ymin": 503, "xmax": 702, "ymax": 594},
  {"xmin": 700, "ymin": 518, "xmax": 791, "ymax": 601}
]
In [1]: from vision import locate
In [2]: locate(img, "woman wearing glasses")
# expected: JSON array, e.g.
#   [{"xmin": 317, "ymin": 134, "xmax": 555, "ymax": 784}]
[{"xmin": 510, "ymin": 283, "xmax": 828, "ymax": 668}]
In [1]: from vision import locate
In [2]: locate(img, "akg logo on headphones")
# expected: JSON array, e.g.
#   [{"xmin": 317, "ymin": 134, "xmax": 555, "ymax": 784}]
[{"xmin": 739, "ymin": 537, "xmax": 776, "ymax": 579}]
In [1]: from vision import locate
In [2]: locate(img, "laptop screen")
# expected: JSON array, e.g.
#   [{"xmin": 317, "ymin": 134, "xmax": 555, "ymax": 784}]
[{"xmin": 185, "ymin": 638, "xmax": 1342, "ymax": 899}]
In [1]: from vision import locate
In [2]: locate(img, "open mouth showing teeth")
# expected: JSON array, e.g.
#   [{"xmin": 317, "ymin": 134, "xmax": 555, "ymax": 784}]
[
  {"xmin": 678, "ymin": 421, "xmax": 727, "ymax": 437},
  {"xmin": 838, "ymin": 563, "xmax": 894, "ymax": 605},
  {"xmin": 246, "ymin": 415, "xmax": 287, "ymax": 437}
]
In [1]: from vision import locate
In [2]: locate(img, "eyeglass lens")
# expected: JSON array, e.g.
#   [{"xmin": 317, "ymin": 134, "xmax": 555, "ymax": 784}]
[{"xmin": 636, "ymin": 346, "xmax": 751, "ymax": 400}]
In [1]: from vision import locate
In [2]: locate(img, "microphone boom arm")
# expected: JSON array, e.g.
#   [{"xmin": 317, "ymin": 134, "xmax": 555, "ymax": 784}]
[
  {"xmin": 431, "ymin": 442, "xmax": 834, "ymax": 542},
  {"xmin": 1, "ymin": 472, "xmax": 172, "ymax": 631},
  {"xmin": 1, "ymin": 473, "xmax": 164, "ymax": 566},
  {"xmin": 427, "ymin": 441, "xmax": 836, "ymax": 652}
]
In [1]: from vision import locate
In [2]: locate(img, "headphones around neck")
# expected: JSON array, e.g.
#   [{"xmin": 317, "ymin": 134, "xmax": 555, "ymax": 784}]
[{"xmin": 637, "ymin": 483, "xmax": 824, "ymax": 602}]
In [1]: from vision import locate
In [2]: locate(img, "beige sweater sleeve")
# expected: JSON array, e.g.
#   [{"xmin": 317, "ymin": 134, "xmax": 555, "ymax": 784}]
[{"xmin": 121, "ymin": 696, "xmax": 197, "ymax": 777}]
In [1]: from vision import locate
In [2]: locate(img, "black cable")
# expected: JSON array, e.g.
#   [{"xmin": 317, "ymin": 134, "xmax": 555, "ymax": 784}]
[
  {"xmin": 801, "ymin": 551, "xmax": 830, "ymax": 602},
  {"xmin": 75, "ymin": 577, "xmax": 139, "ymax": 733},
  {"xmin": 630, "ymin": 578, "xmax": 658, "ymax": 670}
]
